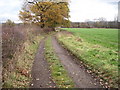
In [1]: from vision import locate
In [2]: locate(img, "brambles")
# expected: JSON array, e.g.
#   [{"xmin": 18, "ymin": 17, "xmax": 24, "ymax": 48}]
[{"xmin": 2, "ymin": 24, "xmax": 43, "ymax": 88}]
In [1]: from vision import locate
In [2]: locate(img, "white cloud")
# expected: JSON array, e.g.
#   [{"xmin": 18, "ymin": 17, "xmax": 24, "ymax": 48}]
[
  {"xmin": 97, "ymin": 0, "xmax": 119, "ymax": 3},
  {"xmin": 69, "ymin": 0, "xmax": 118, "ymax": 22},
  {"xmin": 0, "ymin": 0, "xmax": 23, "ymax": 23}
]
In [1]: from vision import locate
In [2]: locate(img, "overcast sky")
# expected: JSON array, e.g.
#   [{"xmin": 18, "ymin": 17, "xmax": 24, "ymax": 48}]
[{"xmin": 0, "ymin": 0, "xmax": 119, "ymax": 23}]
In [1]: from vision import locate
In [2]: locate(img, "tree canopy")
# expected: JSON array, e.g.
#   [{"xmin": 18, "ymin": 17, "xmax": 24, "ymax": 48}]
[{"xmin": 19, "ymin": 0, "xmax": 70, "ymax": 28}]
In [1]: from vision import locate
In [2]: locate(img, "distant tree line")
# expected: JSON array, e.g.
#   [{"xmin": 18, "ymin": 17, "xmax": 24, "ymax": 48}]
[
  {"xmin": 4, "ymin": 19, "xmax": 15, "ymax": 26},
  {"xmin": 62, "ymin": 17, "xmax": 119, "ymax": 29},
  {"xmin": 69, "ymin": 21, "xmax": 118, "ymax": 29}
]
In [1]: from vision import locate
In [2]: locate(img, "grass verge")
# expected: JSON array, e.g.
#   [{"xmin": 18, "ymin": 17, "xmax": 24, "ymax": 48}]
[
  {"xmin": 45, "ymin": 36, "xmax": 74, "ymax": 88},
  {"xmin": 3, "ymin": 34, "xmax": 43, "ymax": 88},
  {"xmin": 56, "ymin": 31, "xmax": 118, "ymax": 88}
]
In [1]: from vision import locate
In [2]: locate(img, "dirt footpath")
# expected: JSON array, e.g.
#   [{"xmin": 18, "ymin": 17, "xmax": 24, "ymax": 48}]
[
  {"xmin": 30, "ymin": 39, "xmax": 56, "ymax": 88},
  {"xmin": 52, "ymin": 36, "xmax": 102, "ymax": 88}
]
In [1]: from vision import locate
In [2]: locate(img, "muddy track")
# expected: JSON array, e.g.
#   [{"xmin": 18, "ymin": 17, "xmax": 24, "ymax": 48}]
[
  {"xmin": 52, "ymin": 36, "xmax": 102, "ymax": 88},
  {"xmin": 30, "ymin": 38, "xmax": 56, "ymax": 88}
]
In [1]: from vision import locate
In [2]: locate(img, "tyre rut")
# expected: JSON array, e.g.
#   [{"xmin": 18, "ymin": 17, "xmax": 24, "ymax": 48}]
[
  {"xmin": 30, "ymin": 38, "xmax": 56, "ymax": 88},
  {"xmin": 52, "ymin": 36, "xmax": 102, "ymax": 88}
]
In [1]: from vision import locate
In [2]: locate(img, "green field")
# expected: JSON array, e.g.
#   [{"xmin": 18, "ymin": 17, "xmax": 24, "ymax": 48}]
[
  {"xmin": 57, "ymin": 28, "xmax": 118, "ymax": 87},
  {"xmin": 62, "ymin": 28, "xmax": 118, "ymax": 50}
]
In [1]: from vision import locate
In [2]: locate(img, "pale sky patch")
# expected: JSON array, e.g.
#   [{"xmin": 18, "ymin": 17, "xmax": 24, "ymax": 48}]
[
  {"xmin": 0, "ymin": 0, "xmax": 119, "ymax": 23},
  {"xmin": 69, "ymin": 0, "xmax": 119, "ymax": 22},
  {"xmin": 0, "ymin": 0, "xmax": 23, "ymax": 23}
]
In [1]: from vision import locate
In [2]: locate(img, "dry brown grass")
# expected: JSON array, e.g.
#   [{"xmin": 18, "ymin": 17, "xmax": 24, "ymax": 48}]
[{"xmin": 2, "ymin": 24, "xmax": 43, "ymax": 88}]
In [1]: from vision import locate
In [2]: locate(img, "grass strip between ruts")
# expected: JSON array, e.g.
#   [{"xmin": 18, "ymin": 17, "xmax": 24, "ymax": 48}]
[{"xmin": 45, "ymin": 36, "xmax": 74, "ymax": 88}]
